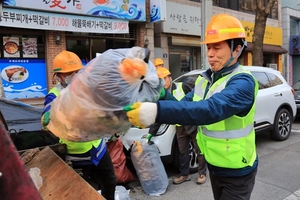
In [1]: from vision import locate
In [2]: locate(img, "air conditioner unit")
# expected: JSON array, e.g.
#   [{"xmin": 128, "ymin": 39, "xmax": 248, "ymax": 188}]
[{"xmin": 266, "ymin": 63, "xmax": 277, "ymax": 70}]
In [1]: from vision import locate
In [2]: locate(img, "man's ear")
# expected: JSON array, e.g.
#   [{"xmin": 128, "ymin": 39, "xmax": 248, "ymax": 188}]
[{"xmin": 234, "ymin": 45, "xmax": 242, "ymax": 56}]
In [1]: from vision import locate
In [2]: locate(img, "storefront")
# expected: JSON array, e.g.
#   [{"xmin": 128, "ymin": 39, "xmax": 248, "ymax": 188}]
[
  {"xmin": 241, "ymin": 21, "xmax": 287, "ymax": 72},
  {"xmin": 153, "ymin": 1, "xmax": 202, "ymax": 79},
  {"xmin": 0, "ymin": 0, "xmax": 147, "ymax": 100}
]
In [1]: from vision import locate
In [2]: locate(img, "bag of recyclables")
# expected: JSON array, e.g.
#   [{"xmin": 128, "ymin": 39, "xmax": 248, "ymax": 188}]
[
  {"xmin": 130, "ymin": 140, "xmax": 169, "ymax": 196},
  {"xmin": 47, "ymin": 47, "xmax": 163, "ymax": 142}
]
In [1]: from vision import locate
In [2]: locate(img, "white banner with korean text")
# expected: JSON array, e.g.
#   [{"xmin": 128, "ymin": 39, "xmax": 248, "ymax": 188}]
[
  {"xmin": 0, "ymin": 7, "xmax": 129, "ymax": 34},
  {"xmin": 162, "ymin": 1, "xmax": 201, "ymax": 36}
]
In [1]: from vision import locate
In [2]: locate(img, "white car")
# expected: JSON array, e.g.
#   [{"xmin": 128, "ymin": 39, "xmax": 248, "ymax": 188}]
[{"xmin": 122, "ymin": 66, "xmax": 297, "ymax": 172}]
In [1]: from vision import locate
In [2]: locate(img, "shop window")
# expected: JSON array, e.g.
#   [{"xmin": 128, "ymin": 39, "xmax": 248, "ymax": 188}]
[
  {"xmin": 0, "ymin": 35, "xmax": 45, "ymax": 59},
  {"xmin": 67, "ymin": 37, "xmax": 135, "ymax": 63},
  {"xmin": 66, "ymin": 38, "xmax": 90, "ymax": 64}
]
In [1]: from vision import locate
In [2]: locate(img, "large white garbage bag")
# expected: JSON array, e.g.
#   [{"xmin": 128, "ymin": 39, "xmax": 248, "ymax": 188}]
[{"xmin": 47, "ymin": 47, "xmax": 163, "ymax": 142}]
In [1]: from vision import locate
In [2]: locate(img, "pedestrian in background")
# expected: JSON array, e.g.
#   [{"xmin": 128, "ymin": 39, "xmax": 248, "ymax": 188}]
[{"xmin": 154, "ymin": 58, "xmax": 164, "ymax": 68}]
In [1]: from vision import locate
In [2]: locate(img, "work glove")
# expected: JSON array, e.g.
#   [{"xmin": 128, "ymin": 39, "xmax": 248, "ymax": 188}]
[
  {"xmin": 41, "ymin": 111, "xmax": 50, "ymax": 131},
  {"xmin": 124, "ymin": 102, "xmax": 157, "ymax": 128}
]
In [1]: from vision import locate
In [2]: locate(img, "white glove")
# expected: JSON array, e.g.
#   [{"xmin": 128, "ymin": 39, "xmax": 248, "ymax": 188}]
[{"xmin": 124, "ymin": 102, "xmax": 157, "ymax": 128}]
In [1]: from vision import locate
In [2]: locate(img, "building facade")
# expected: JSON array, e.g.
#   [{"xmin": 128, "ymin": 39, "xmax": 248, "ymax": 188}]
[
  {"xmin": 152, "ymin": 0, "xmax": 286, "ymax": 80},
  {"xmin": 0, "ymin": 0, "xmax": 152, "ymax": 100},
  {"xmin": 282, "ymin": 0, "xmax": 300, "ymax": 85}
]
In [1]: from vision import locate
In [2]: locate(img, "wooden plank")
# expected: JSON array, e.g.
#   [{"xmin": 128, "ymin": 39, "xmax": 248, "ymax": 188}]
[{"xmin": 25, "ymin": 146, "xmax": 105, "ymax": 200}]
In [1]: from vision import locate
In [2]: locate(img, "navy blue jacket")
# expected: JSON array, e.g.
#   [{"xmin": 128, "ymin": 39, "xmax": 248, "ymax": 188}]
[{"xmin": 156, "ymin": 62, "xmax": 258, "ymax": 176}]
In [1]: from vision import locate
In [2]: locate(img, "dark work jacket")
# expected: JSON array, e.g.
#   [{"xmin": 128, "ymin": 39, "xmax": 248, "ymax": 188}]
[{"xmin": 148, "ymin": 81, "xmax": 196, "ymax": 135}]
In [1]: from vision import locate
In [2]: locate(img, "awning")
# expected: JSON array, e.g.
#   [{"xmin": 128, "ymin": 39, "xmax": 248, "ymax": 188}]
[{"xmin": 246, "ymin": 42, "xmax": 288, "ymax": 54}]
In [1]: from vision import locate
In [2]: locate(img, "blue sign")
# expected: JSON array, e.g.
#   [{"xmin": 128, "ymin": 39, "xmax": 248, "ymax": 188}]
[
  {"xmin": 0, "ymin": 59, "xmax": 47, "ymax": 100},
  {"xmin": 150, "ymin": 0, "xmax": 166, "ymax": 23}
]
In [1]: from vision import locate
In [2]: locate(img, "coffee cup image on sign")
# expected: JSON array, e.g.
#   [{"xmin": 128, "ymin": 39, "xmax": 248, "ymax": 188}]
[{"xmin": 2, "ymin": 66, "xmax": 28, "ymax": 82}]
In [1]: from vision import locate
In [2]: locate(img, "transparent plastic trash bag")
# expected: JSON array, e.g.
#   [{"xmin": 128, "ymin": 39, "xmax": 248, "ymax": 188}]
[
  {"xmin": 48, "ymin": 47, "xmax": 163, "ymax": 142},
  {"xmin": 130, "ymin": 140, "xmax": 169, "ymax": 196}
]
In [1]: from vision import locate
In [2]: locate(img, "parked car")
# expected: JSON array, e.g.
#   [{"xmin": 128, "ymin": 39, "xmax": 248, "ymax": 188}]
[
  {"xmin": 292, "ymin": 80, "xmax": 300, "ymax": 117},
  {"xmin": 122, "ymin": 66, "xmax": 297, "ymax": 172}
]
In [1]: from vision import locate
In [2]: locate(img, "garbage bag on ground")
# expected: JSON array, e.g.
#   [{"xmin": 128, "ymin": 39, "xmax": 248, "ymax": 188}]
[
  {"xmin": 130, "ymin": 140, "xmax": 169, "ymax": 196},
  {"xmin": 48, "ymin": 47, "xmax": 163, "ymax": 142}
]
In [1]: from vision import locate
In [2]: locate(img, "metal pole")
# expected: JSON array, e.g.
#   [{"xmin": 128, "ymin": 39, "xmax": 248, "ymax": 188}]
[{"xmin": 201, "ymin": 0, "xmax": 213, "ymax": 69}]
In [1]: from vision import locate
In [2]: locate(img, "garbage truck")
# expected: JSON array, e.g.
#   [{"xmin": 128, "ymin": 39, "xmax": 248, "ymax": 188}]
[{"xmin": 0, "ymin": 98, "xmax": 105, "ymax": 200}]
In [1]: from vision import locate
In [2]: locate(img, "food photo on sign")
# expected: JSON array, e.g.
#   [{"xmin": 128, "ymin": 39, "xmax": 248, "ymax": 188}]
[
  {"xmin": 22, "ymin": 38, "xmax": 38, "ymax": 58},
  {"xmin": 3, "ymin": 36, "xmax": 20, "ymax": 58}
]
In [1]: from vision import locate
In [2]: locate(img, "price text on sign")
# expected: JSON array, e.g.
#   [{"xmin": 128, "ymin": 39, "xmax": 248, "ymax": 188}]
[
  {"xmin": 1, "ymin": 7, "xmax": 129, "ymax": 34},
  {"xmin": 114, "ymin": 22, "xmax": 127, "ymax": 30},
  {"xmin": 52, "ymin": 17, "xmax": 69, "ymax": 27}
]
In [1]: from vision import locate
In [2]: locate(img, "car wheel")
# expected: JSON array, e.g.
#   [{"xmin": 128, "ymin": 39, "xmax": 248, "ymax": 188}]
[
  {"xmin": 188, "ymin": 142, "xmax": 198, "ymax": 173},
  {"xmin": 270, "ymin": 108, "xmax": 292, "ymax": 141}
]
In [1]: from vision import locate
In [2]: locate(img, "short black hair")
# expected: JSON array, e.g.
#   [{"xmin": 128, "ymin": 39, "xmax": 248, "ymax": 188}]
[{"xmin": 226, "ymin": 38, "xmax": 247, "ymax": 59}]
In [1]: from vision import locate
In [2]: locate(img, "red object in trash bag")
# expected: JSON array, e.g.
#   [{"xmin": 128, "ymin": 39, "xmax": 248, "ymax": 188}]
[{"xmin": 106, "ymin": 138, "xmax": 136, "ymax": 184}]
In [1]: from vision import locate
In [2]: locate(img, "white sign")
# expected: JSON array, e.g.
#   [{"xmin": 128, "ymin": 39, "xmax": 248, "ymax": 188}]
[
  {"xmin": 0, "ymin": 7, "xmax": 129, "ymax": 34},
  {"xmin": 162, "ymin": 2, "xmax": 201, "ymax": 36}
]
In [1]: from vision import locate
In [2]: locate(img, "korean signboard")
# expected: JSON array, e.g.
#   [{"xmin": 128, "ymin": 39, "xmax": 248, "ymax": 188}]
[
  {"xmin": 3, "ymin": 0, "xmax": 146, "ymax": 21},
  {"xmin": 0, "ymin": 7, "xmax": 129, "ymax": 34},
  {"xmin": 241, "ymin": 21, "xmax": 283, "ymax": 46},
  {"xmin": 0, "ymin": 59, "xmax": 47, "ymax": 100},
  {"xmin": 162, "ymin": 1, "xmax": 201, "ymax": 36}
]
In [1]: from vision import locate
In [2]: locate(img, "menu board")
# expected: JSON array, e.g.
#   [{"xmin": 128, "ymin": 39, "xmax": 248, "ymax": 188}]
[
  {"xmin": 3, "ymin": 37, "xmax": 20, "ymax": 58},
  {"xmin": 22, "ymin": 38, "xmax": 38, "ymax": 58}
]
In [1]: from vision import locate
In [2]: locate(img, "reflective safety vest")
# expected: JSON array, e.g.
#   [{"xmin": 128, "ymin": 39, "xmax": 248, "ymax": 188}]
[
  {"xmin": 47, "ymin": 85, "xmax": 103, "ymax": 155},
  {"xmin": 172, "ymin": 82, "xmax": 185, "ymax": 127},
  {"xmin": 172, "ymin": 82, "xmax": 185, "ymax": 101},
  {"xmin": 193, "ymin": 66, "xmax": 258, "ymax": 169}
]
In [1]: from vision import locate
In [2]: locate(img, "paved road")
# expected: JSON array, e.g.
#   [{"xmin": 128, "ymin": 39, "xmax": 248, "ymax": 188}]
[{"xmin": 125, "ymin": 119, "xmax": 300, "ymax": 200}]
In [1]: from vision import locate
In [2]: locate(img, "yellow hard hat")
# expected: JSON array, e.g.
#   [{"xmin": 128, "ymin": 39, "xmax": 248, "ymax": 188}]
[
  {"xmin": 53, "ymin": 50, "xmax": 83, "ymax": 73},
  {"xmin": 156, "ymin": 67, "xmax": 171, "ymax": 78},
  {"xmin": 154, "ymin": 58, "xmax": 164, "ymax": 67},
  {"xmin": 201, "ymin": 14, "xmax": 246, "ymax": 44}
]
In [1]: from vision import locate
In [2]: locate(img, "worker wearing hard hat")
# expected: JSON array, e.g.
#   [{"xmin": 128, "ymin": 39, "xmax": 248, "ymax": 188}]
[
  {"xmin": 125, "ymin": 13, "xmax": 258, "ymax": 200},
  {"xmin": 156, "ymin": 66, "xmax": 172, "ymax": 90},
  {"xmin": 154, "ymin": 58, "xmax": 164, "ymax": 68},
  {"xmin": 41, "ymin": 50, "xmax": 116, "ymax": 200}
]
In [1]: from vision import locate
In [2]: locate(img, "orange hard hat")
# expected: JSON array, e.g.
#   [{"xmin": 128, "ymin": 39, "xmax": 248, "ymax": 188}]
[
  {"xmin": 154, "ymin": 58, "xmax": 164, "ymax": 67},
  {"xmin": 156, "ymin": 67, "xmax": 171, "ymax": 78},
  {"xmin": 201, "ymin": 14, "xmax": 246, "ymax": 44},
  {"xmin": 53, "ymin": 50, "xmax": 83, "ymax": 73}
]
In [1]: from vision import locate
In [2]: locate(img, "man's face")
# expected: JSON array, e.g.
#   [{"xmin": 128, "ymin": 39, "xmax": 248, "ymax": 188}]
[
  {"xmin": 164, "ymin": 76, "xmax": 172, "ymax": 90},
  {"xmin": 206, "ymin": 41, "xmax": 240, "ymax": 72}
]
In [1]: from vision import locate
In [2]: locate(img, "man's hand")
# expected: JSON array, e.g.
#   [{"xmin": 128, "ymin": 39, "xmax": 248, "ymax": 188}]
[
  {"xmin": 124, "ymin": 102, "xmax": 157, "ymax": 128},
  {"xmin": 41, "ymin": 111, "xmax": 50, "ymax": 130}
]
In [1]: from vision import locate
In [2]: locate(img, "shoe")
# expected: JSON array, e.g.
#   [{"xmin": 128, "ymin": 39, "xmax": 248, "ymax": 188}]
[
  {"xmin": 173, "ymin": 175, "xmax": 191, "ymax": 185},
  {"xmin": 196, "ymin": 174, "xmax": 206, "ymax": 184}
]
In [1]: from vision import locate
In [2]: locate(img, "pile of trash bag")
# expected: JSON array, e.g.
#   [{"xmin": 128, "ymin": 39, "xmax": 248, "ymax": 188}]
[{"xmin": 47, "ymin": 47, "xmax": 163, "ymax": 142}]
